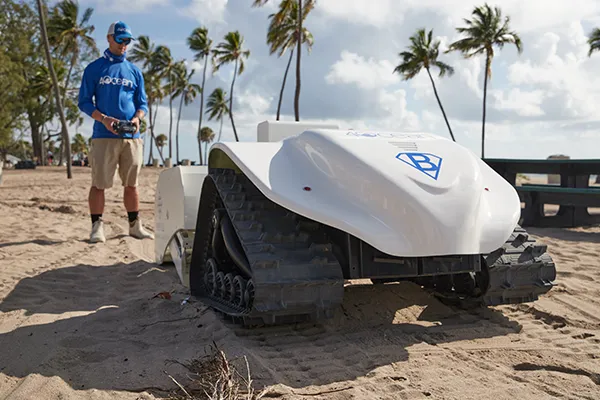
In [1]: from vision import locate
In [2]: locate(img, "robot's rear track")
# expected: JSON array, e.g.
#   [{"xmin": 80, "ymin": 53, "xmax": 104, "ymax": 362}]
[{"xmin": 190, "ymin": 168, "xmax": 345, "ymax": 326}]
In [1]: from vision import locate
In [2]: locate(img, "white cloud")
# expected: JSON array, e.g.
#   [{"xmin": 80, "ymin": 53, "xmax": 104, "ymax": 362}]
[
  {"xmin": 177, "ymin": 0, "xmax": 229, "ymax": 25},
  {"xmin": 490, "ymin": 88, "xmax": 545, "ymax": 117},
  {"xmin": 316, "ymin": 0, "xmax": 397, "ymax": 26},
  {"xmin": 315, "ymin": 0, "xmax": 600, "ymax": 33},
  {"xmin": 236, "ymin": 89, "xmax": 273, "ymax": 117},
  {"xmin": 81, "ymin": 0, "xmax": 169, "ymax": 13},
  {"xmin": 325, "ymin": 51, "xmax": 399, "ymax": 89}
]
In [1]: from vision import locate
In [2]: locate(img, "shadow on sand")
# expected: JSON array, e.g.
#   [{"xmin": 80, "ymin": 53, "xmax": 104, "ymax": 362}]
[
  {"xmin": 527, "ymin": 226, "xmax": 600, "ymax": 244},
  {"xmin": 0, "ymin": 261, "xmax": 522, "ymax": 397}
]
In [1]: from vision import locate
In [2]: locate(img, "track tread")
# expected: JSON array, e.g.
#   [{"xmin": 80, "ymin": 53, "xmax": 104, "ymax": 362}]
[
  {"xmin": 193, "ymin": 168, "xmax": 345, "ymax": 326},
  {"xmin": 481, "ymin": 225, "xmax": 556, "ymax": 306}
]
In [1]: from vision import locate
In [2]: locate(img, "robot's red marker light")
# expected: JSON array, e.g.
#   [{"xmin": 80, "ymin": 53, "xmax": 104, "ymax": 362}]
[
  {"xmin": 303, "ymin": 186, "xmax": 312, "ymax": 191},
  {"xmin": 485, "ymin": 187, "xmax": 490, "ymax": 191}
]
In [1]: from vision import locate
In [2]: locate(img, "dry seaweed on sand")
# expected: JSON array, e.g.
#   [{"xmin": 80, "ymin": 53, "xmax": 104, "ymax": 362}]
[{"xmin": 164, "ymin": 342, "xmax": 269, "ymax": 400}]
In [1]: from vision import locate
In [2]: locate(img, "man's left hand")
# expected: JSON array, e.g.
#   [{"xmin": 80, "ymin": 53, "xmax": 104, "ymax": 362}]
[{"xmin": 130, "ymin": 117, "xmax": 140, "ymax": 133}]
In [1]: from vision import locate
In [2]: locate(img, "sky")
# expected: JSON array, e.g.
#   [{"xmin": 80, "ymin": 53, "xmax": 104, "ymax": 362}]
[{"xmin": 58, "ymin": 0, "xmax": 600, "ymax": 164}]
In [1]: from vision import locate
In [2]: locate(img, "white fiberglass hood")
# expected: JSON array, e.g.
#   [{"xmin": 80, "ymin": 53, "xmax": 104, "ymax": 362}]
[{"xmin": 209, "ymin": 129, "xmax": 521, "ymax": 257}]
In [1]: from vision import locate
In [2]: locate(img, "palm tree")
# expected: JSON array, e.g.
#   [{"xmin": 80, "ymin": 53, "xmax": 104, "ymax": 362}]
[
  {"xmin": 587, "ymin": 27, "xmax": 600, "ymax": 56},
  {"xmin": 266, "ymin": 0, "xmax": 314, "ymax": 120},
  {"xmin": 587, "ymin": 28, "xmax": 600, "ymax": 184},
  {"xmin": 206, "ymin": 87, "xmax": 229, "ymax": 145},
  {"xmin": 71, "ymin": 132, "xmax": 88, "ymax": 160},
  {"xmin": 128, "ymin": 35, "xmax": 155, "ymax": 69},
  {"xmin": 187, "ymin": 26, "xmax": 213, "ymax": 164},
  {"xmin": 129, "ymin": 36, "xmax": 166, "ymax": 165},
  {"xmin": 200, "ymin": 126, "xmax": 216, "ymax": 165},
  {"xmin": 47, "ymin": 0, "xmax": 97, "ymax": 101},
  {"xmin": 150, "ymin": 45, "xmax": 178, "ymax": 158},
  {"xmin": 35, "ymin": 0, "xmax": 72, "ymax": 178},
  {"xmin": 144, "ymin": 71, "xmax": 167, "ymax": 164},
  {"xmin": 447, "ymin": 3, "xmax": 522, "ymax": 158},
  {"xmin": 254, "ymin": 0, "xmax": 314, "ymax": 120},
  {"xmin": 212, "ymin": 31, "xmax": 250, "ymax": 142},
  {"xmin": 174, "ymin": 67, "xmax": 201, "ymax": 164},
  {"xmin": 394, "ymin": 28, "xmax": 455, "ymax": 142},
  {"xmin": 155, "ymin": 133, "xmax": 168, "ymax": 160}
]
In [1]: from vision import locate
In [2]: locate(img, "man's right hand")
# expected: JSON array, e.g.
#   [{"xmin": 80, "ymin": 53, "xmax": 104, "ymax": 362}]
[{"xmin": 102, "ymin": 116, "xmax": 119, "ymax": 135}]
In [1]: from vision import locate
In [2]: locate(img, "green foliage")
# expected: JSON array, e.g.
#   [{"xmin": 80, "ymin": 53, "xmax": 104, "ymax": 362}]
[
  {"xmin": 394, "ymin": 28, "xmax": 454, "ymax": 80},
  {"xmin": 212, "ymin": 31, "xmax": 251, "ymax": 75},
  {"xmin": 0, "ymin": 0, "xmax": 37, "ymax": 149},
  {"xmin": 588, "ymin": 27, "xmax": 600, "ymax": 57},
  {"xmin": 447, "ymin": 3, "xmax": 522, "ymax": 76},
  {"xmin": 206, "ymin": 88, "xmax": 229, "ymax": 121}
]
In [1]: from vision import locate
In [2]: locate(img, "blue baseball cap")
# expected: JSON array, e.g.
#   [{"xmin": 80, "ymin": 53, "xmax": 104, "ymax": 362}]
[{"xmin": 107, "ymin": 21, "xmax": 135, "ymax": 42}]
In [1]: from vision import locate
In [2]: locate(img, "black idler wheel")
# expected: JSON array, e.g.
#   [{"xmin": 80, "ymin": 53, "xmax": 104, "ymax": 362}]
[
  {"xmin": 232, "ymin": 275, "xmax": 247, "ymax": 308},
  {"xmin": 204, "ymin": 258, "xmax": 218, "ymax": 296},
  {"xmin": 244, "ymin": 279, "xmax": 255, "ymax": 309},
  {"xmin": 224, "ymin": 273, "xmax": 235, "ymax": 302},
  {"xmin": 215, "ymin": 271, "xmax": 226, "ymax": 299}
]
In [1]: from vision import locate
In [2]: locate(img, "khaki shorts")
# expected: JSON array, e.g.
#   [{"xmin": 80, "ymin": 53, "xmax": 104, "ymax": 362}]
[{"xmin": 90, "ymin": 138, "xmax": 143, "ymax": 189}]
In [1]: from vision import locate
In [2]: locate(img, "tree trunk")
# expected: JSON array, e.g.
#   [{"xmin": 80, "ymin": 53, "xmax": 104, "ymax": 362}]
[
  {"xmin": 425, "ymin": 67, "xmax": 455, "ymax": 142},
  {"xmin": 294, "ymin": 1, "xmax": 302, "ymax": 121},
  {"xmin": 482, "ymin": 53, "xmax": 490, "ymax": 159},
  {"xmin": 218, "ymin": 117, "xmax": 223, "ymax": 142},
  {"xmin": 147, "ymin": 100, "xmax": 154, "ymax": 165},
  {"xmin": 197, "ymin": 55, "xmax": 208, "ymax": 165},
  {"xmin": 63, "ymin": 51, "xmax": 77, "ymax": 107},
  {"xmin": 168, "ymin": 88, "xmax": 173, "ymax": 159},
  {"xmin": 27, "ymin": 112, "xmax": 43, "ymax": 163},
  {"xmin": 176, "ymin": 92, "xmax": 184, "ymax": 165},
  {"xmin": 36, "ymin": 0, "xmax": 71, "ymax": 178},
  {"xmin": 229, "ymin": 58, "xmax": 239, "ymax": 141},
  {"xmin": 277, "ymin": 49, "xmax": 294, "ymax": 120}
]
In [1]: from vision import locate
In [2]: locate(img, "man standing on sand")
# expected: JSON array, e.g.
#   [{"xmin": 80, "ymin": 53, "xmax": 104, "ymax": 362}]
[{"xmin": 78, "ymin": 21, "xmax": 153, "ymax": 243}]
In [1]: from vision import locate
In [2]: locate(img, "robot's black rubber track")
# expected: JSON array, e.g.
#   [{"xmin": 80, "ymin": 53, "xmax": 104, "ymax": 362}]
[
  {"xmin": 190, "ymin": 168, "xmax": 345, "ymax": 326},
  {"xmin": 434, "ymin": 226, "xmax": 556, "ymax": 308},
  {"xmin": 480, "ymin": 225, "xmax": 556, "ymax": 305}
]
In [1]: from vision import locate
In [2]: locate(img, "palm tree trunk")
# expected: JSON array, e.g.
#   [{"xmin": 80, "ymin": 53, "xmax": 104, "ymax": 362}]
[
  {"xmin": 229, "ymin": 58, "xmax": 239, "ymax": 141},
  {"xmin": 147, "ymin": 100, "xmax": 154, "ymax": 165},
  {"xmin": 197, "ymin": 56, "xmax": 208, "ymax": 165},
  {"xmin": 218, "ymin": 117, "xmax": 223, "ymax": 142},
  {"xmin": 277, "ymin": 49, "xmax": 294, "ymax": 120},
  {"xmin": 425, "ymin": 67, "xmax": 455, "ymax": 142},
  {"xmin": 36, "ymin": 0, "xmax": 72, "ymax": 179},
  {"xmin": 176, "ymin": 92, "xmax": 184, "ymax": 165},
  {"xmin": 294, "ymin": 1, "xmax": 302, "ymax": 121},
  {"xmin": 168, "ymin": 90, "xmax": 173, "ymax": 159},
  {"xmin": 63, "ymin": 51, "xmax": 77, "ymax": 108},
  {"xmin": 482, "ymin": 54, "xmax": 490, "ymax": 159}
]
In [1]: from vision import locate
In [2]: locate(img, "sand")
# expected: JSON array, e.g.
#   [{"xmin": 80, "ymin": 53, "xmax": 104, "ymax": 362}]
[{"xmin": 0, "ymin": 166, "xmax": 599, "ymax": 400}]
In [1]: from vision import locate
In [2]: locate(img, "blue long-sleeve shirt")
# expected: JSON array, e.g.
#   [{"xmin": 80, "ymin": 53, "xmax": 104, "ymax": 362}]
[{"xmin": 78, "ymin": 49, "xmax": 149, "ymax": 139}]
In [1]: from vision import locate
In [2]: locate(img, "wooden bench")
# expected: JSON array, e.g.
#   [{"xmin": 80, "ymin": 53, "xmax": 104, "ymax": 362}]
[{"xmin": 484, "ymin": 158, "xmax": 600, "ymax": 227}]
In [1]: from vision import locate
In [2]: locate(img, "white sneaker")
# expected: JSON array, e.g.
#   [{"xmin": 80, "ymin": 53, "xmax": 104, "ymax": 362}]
[
  {"xmin": 129, "ymin": 218, "xmax": 154, "ymax": 239},
  {"xmin": 90, "ymin": 220, "xmax": 106, "ymax": 243}
]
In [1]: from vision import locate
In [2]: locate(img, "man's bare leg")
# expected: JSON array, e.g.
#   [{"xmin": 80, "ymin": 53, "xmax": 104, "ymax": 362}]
[
  {"xmin": 89, "ymin": 186, "xmax": 105, "ymax": 215},
  {"xmin": 124, "ymin": 186, "xmax": 138, "ymax": 215}
]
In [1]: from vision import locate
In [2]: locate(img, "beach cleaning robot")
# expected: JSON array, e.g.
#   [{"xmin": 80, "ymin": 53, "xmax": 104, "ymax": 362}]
[{"xmin": 154, "ymin": 121, "xmax": 556, "ymax": 326}]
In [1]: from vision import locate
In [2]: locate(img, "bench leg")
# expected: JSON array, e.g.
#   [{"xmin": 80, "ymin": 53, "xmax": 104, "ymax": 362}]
[
  {"xmin": 520, "ymin": 192, "xmax": 544, "ymax": 227},
  {"xmin": 572, "ymin": 206, "xmax": 600, "ymax": 226}
]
